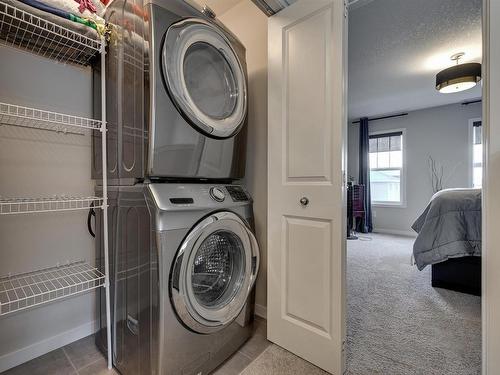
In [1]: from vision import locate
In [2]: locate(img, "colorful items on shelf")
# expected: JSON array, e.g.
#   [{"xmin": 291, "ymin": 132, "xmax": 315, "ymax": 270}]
[
  {"xmin": 18, "ymin": 0, "xmax": 108, "ymax": 34},
  {"xmin": 74, "ymin": 0, "xmax": 97, "ymax": 14}
]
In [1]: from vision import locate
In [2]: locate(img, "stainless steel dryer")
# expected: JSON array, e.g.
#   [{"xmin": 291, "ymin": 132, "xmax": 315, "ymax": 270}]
[
  {"xmin": 93, "ymin": 0, "xmax": 248, "ymax": 183},
  {"xmin": 95, "ymin": 183, "xmax": 260, "ymax": 375}
]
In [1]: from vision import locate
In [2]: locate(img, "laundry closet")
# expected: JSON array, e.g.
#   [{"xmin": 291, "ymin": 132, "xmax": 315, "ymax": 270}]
[{"xmin": 0, "ymin": 0, "xmax": 261, "ymax": 373}]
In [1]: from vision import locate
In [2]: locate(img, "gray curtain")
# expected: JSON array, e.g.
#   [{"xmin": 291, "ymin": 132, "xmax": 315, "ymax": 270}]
[{"xmin": 357, "ymin": 117, "xmax": 373, "ymax": 233}]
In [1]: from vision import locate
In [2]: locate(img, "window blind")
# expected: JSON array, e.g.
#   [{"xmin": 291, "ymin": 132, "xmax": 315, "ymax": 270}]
[{"xmin": 369, "ymin": 131, "xmax": 402, "ymax": 153}]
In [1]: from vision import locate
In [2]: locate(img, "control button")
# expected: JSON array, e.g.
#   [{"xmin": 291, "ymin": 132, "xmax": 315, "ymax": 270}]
[{"xmin": 209, "ymin": 187, "xmax": 226, "ymax": 202}]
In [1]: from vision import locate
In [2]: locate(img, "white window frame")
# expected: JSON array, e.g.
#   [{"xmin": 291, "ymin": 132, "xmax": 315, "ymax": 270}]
[
  {"xmin": 468, "ymin": 117, "xmax": 483, "ymax": 188},
  {"xmin": 369, "ymin": 128, "xmax": 407, "ymax": 208}
]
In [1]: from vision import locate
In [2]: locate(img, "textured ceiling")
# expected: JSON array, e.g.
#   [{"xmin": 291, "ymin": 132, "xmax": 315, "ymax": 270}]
[{"xmin": 348, "ymin": 0, "xmax": 482, "ymax": 119}]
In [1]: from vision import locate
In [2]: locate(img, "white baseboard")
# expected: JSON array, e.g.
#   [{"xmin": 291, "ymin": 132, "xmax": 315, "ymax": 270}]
[
  {"xmin": 254, "ymin": 303, "xmax": 267, "ymax": 319},
  {"xmin": 373, "ymin": 228, "xmax": 417, "ymax": 237},
  {"xmin": 0, "ymin": 320, "xmax": 97, "ymax": 373}
]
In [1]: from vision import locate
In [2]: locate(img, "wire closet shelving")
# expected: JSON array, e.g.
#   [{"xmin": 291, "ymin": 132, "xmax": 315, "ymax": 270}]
[
  {"xmin": 0, "ymin": 1, "xmax": 101, "ymax": 65},
  {"xmin": 0, "ymin": 0, "xmax": 112, "ymax": 369},
  {"xmin": 0, "ymin": 196, "xmax": 104, "ymax": 214},
  {"xmin": 0, "ymin": 261, "xmax": 105, "ymax": 316},
  {"xmin": 0, "ymin": 102, "xmax": 103, "ymax": 134}
]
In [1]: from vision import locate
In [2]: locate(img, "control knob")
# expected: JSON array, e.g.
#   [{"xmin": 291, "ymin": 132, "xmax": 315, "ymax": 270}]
[{"xmin": 209, "ymin": 187, "xmax": 226, "ymax": 202}]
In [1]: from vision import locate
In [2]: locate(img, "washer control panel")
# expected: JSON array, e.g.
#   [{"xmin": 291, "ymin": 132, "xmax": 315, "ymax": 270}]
[
  {"xmin": 149, "ymin": 184, "xmax": 251, "ymax": 211},
  {"xmin": 209, "ymin": 186, "xmax": 226, "ymax": 202}
]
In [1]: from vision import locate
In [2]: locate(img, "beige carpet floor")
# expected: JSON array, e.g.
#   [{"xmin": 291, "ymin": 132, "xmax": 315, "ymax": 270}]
[{"xmin": 346, "ymin": 233, "xmax": 481, "ymax": 374}]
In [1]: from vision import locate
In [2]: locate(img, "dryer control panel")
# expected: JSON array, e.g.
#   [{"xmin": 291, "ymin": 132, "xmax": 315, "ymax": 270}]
[{"xmin": 225, "ymin": 185, "xmax": 249, "ymax": 202}]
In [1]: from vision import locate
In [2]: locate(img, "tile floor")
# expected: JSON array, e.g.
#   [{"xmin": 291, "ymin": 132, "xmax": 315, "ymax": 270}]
[
  {"xmin": 213, "ymin": 317, "xmax": 270, "ymax": 375},
  {"xmin": 2, "ymin": 335, "xmax": 117, "ymax": 375},
  {"xmin": 3, "ymin": 317, "xmax": 272, "ymax": 375}
]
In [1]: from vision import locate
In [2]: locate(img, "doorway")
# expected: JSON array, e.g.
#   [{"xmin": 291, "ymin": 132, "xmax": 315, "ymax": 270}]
[
  {"xmin": 265, "ymin": 0, "xmax": 500, "ymax": 374},
  {"xmin": 346, "ymin": 0, "xmax": 482, "ymax": 373}
]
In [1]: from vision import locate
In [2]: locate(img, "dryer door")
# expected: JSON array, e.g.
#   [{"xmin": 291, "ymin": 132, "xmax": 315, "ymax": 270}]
[
  {"xmin": 171, "ymin": 211, "xmax": 259, "ymax": 334},
  {"xmin": 162, "ymin": 18, "xmax": 247, "ymax": 139}
]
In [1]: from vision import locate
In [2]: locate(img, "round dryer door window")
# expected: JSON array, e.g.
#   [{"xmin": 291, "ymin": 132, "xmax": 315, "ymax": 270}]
[
  {"xmin": 170, "ymin": 212, "xmax": 259, "ymax": 334},
  {"xmin": 162, "ymin": 19, "xmax": 247, "ymax": 139}
]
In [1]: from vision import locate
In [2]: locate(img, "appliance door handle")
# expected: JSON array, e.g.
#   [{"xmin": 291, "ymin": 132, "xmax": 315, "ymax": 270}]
[
  {"xmin": 247, "ymin": 228, "xmax": 260, "ymax": 280},
  {"xmin": 87, "ymin": 203, "xmax": 96, "ymax": 238},
  {"xmin": 126, "ymin": 314, "xmax": 139, "ymax": 336}
]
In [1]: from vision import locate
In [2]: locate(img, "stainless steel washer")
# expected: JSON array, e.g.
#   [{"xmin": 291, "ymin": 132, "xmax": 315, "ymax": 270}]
[{"xmin": 95, "ymin": 183, "xmax": 260, "ymax": 375}]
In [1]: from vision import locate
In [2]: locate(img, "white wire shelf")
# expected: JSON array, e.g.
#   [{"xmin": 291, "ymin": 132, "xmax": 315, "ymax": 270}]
[
  {"xmin": 0, "ymin": 1, "xmax": 101, "ymax": 66},
  {"xmin": 0, "ymin": 261, "xmax": 104, "ymax": 316},
  {"xmin": 0, "ymin": 102, "xmax": 103, "ymax": 135},
  {"xmin": 0, "ymin": 196, "xmax": 104, "ymax": 215}
]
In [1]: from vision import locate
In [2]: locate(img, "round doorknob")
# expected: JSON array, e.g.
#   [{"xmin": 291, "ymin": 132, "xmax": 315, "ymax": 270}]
[{"xmin": 300, "ymin": 197, "xmax": 309, "ymax": 206}]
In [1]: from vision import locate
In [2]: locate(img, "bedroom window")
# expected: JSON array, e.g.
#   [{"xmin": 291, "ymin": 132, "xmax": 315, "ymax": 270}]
[
  {"xmin": 470, "ymin": 119, "xmax": 482, "ymax": 188},
  {"xmin": 369, "ymin": 131, "xmax": 404, "ymax": 206}
]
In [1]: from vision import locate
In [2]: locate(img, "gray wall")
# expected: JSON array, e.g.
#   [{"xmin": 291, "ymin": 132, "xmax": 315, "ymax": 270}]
[
  {"xmin": 348, "ymin": 102, "xmax": 482, "ymax": 234},
  {"xmin": 0, "ymin": 47, "xmax": 97, "ymax": 371}
]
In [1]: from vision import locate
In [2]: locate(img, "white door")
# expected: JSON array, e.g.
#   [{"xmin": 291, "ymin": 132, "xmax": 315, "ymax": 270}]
[{"xmin": 267, "ymin": 0, "xmax": 347, "ymax": 373}]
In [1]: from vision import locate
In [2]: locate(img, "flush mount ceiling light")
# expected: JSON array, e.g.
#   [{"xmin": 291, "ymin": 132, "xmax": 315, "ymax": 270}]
[{"xmin": 435, "ymin": 52, "xmax": 482, "ymax": 94}]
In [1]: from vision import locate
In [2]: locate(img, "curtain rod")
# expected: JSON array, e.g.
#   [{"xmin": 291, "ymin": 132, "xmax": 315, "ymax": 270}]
[
  {"xmin": 352, "ymin": 99, "xmax": 480, "ymax": 124},
  {"xmin": 352, "ymin": 112, "xmax": 408, "ymax": 124}
]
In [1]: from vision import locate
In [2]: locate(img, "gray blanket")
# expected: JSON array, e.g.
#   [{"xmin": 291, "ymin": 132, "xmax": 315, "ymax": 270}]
[{"xmin": 411, "ymin": 188, "xmax": 481, "ymax": 270}]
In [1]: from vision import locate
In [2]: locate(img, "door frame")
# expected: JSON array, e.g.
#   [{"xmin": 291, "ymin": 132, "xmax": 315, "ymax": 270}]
[{"xmin": 481, "ymin": 1, "xmax": 500, "ymax": 373}]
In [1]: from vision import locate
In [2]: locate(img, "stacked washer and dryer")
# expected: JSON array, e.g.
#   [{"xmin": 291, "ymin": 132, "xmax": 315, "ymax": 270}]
[{"xmin": 92, "ymin": 1, "xmax": 260, "ymax": 374}]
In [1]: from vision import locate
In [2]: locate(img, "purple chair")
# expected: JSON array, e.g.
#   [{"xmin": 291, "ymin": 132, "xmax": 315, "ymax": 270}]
[{"xmin": 353, "ymin": 184, "xmax": 365, "ymax": 228}]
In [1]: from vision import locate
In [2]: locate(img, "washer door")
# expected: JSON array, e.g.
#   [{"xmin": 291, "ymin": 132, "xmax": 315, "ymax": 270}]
[
  {"xmin": 162, "ymin": 18, "xmax": 247, "ymax": 139},
  {"xmin": 171, "ymin": 212, "xmax": 259, "ymax": 334}
]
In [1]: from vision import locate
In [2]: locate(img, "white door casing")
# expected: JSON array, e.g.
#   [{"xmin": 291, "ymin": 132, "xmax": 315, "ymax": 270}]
[
  {"xmin": 482, "ymin": 0, "xmax": 500, "ymax": 373},
  {"xmin": 267, "ymin": 0, "xmax": 347, "ymax": 374}
]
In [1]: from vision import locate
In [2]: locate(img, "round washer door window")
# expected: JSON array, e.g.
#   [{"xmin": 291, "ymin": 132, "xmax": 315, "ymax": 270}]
[
  {"xmin": 191, "ymin": 230, "xmax": 245, "ymax": 309},
  {"xmin": 171, "ymin": 212, "xmax": 259, "ymax": 334},
  {"xmin": 162, "ymin": 19, "xmax": 247, "ymax": 139}
]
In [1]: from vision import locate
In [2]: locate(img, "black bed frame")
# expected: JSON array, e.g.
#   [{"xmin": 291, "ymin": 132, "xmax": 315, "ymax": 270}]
[{"xmin": 431, "ymin": 257, "xmax": 481, "ymax": 296}]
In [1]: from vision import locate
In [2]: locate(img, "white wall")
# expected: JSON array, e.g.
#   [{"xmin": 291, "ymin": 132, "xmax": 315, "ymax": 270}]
[
  {"xmin": 217, "ymin": 1, "xmax": 269, "ymax": 314},
  {"xmin": 0, "ymin": 47, "xmax": 97, "ymax": 371},
  {"xmin": 348, "ymin": 102, "xmax": 482, "ymax": 234}
]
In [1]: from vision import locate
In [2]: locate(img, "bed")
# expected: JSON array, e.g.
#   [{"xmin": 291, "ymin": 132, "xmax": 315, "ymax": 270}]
[{"xmin": 412, "ymin": 188, "xmax": 481, "ymax": 295}]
